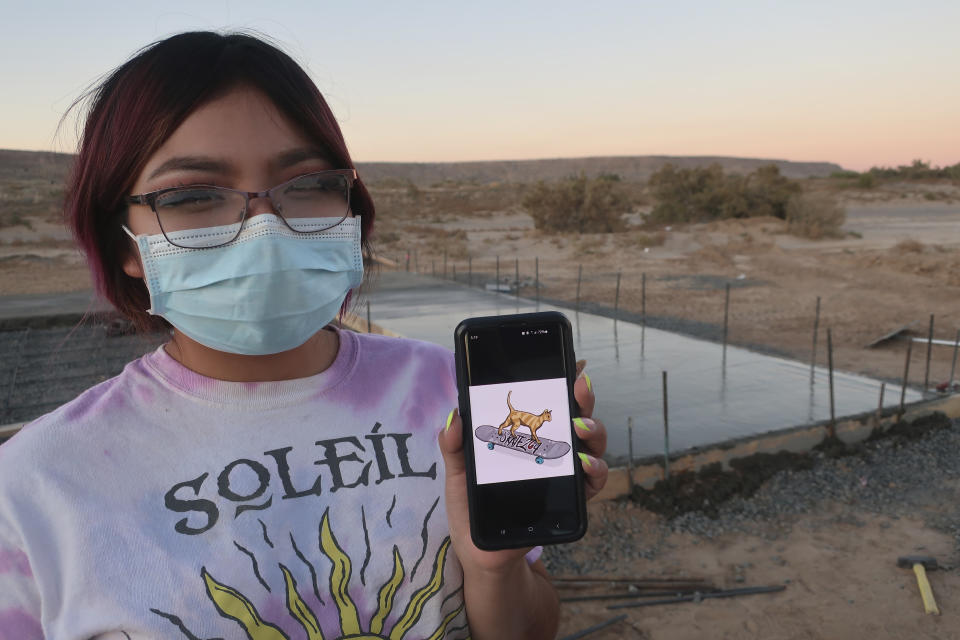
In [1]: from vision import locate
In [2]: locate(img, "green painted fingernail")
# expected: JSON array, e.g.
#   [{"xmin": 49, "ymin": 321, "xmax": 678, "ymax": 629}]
[
  {"xmin": 445, "ymin": 409, "xmax": 455, "ymax": 432},
  {"xmin": 578, "ymin": 452, "xmax": 592, "ymax": 468},
  {"xmin": 583, "ymin": 372, "xmax": 593, "ymax": 393},
  {"xmin": 573, "ymin": 417, "xmax": 590, "ymax": 432}
]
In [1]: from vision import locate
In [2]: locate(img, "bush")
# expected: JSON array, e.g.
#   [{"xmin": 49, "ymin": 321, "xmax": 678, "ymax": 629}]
[
  {"xmin": 521, "ymin": 173, "xmax": 630, "ymax": 233},
  {"xmin": 647, "ymin": 163, "xmax": 801, "ymax": 224},
  {"xmin": 785, "ymin": 192, "xmax": 846, "ymax": 239}
]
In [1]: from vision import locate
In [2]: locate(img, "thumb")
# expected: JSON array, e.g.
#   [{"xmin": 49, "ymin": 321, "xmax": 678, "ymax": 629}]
[{"xmin": 437, "ymin": 408, "xmax": 467, "ymax": 476}]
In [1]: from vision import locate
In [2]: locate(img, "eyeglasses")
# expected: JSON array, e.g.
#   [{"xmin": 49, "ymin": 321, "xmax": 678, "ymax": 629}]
[{"xmin": 126, "ymin": 169, "xmax": 357, "ymax": 248}]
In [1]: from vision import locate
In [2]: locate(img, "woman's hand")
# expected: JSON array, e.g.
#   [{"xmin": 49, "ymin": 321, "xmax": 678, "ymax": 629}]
[
  {"xmin": 572, "ymin": 369, "xmax": 609, "ymax": 500},
  {"xmin": 436, "ymin": 367, "xmax": 609, "ymax": 639}
]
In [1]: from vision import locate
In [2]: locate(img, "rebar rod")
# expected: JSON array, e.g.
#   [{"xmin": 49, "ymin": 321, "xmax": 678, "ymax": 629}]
[
  {"xmin": 723, "ymin": 283, "xmax": 730, "ymax": 348},
  {"xmin": 641, "ymin": 272, "xmax": 647, "ymax": 326},
  {"xmin": 608, "ymin": 585, "xmax": 787, "ymax": 610},
  {"xmin": 627, "ymin": 416, "xmax": 635, "ymax": 496},
  {"xmin": 810, "ymin": 296, "xmax": 821, "ymax": 374},
  {"xmin": 900, "ymin": 340, "xmax": 913, "ymax": 417},
  {"xmin": 557, "ymin": 615, "xmax": 628, "ymax": 640},
  {"xmin": 576, "ymin": 264, "xmax": 582, "ymax": 311},
  {"xmin": 662, "ymin": 371, "xmax": 670, "ymax": 479},
  {"xmin": 951, "ymin": 329, "xmax": 960, "ymax": 385},
  {"xmin": 827, "ymin": 328, "xmax": 835, "ymax": 435}
]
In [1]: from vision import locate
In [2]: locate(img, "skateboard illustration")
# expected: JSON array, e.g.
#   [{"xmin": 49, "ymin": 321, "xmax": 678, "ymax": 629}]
[{"xmin": 474, "ymin": 425, "xmax": 570, "ymax": 464}]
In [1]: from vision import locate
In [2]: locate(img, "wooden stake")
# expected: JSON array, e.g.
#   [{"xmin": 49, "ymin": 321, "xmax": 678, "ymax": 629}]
[
  {"xmin": 576, "ymin": 264, "xmax": 583, "ymax": 311},
  {"xmin": 811, "ymin": 296, "xmax": 821, "ymax": 373},
  {"xmin": 662, "ymin": 371, "xmax": 670, "ymax": 479},
  {"xmin": 827, "ymin": 328, "xmax": 835, "ymax": 437},
  {"xmin": 900, "ymin": 340, "xmax": 912, "ymax": 418},
  {"xmin": 627, "ymin": 416, "xmax": 635, "ymax": 496},
  {"xmin": 924, "ymin": 313, "xmax": 934, "ymax": 391}
]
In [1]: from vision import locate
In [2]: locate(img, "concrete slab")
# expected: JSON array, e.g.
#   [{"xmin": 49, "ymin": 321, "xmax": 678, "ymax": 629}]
[{"xmin": 360, "ymin": 271, "xmax": 925, "ymax": 463}]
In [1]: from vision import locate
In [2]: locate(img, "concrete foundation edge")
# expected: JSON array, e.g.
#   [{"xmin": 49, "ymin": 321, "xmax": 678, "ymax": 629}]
[{"xmin": 594, "ymin": 394, "xmax": 960, "ymax": 501}]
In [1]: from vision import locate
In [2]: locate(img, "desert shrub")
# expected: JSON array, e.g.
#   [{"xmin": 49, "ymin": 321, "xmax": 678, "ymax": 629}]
[
  {"xmin": 831, "ymin": 170, "xmax": 860, "ymax": 179},
  {"xmin": 647, "ymin": 163, "xmax": 800, "ymax": 224},
  {"xmin": 857, "ymin": 172, "xmax": 876, "ymax": 189},
  {"xmin": 785, "ymin": 192, "xmax": 846, "ymax": 239},
  {"xmin": 0, "ymin": 180, "xmax": 64, "ymax": 228},
  {"xmin": 369, "ymin": 181, "xmax": 526, "ymax": 220},
  {"xmin": 521, "ymin": 173, "xmax": 630, "ymax": 233},
  {"xmin": 894, "ymin": 238, "xmax": 924, "ymax": 253},
  {"xmin": 615, "ymin": 230, "xmax": 666, "ymax": 250},
  {"xmin": 865, "ymin": 160, "xmax": 960, "ymax": 182}
]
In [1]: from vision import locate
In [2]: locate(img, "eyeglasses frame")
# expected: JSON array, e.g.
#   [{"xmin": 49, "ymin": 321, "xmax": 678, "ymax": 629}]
[{"xmin": 125, "ymin": 168, "xmax": 358, "ymax": 249}]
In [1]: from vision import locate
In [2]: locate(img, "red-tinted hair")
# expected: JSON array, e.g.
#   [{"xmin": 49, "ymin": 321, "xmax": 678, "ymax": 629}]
[{"xmin": 65, "ymin": 31, "xmax": 376, "ymax": 332}]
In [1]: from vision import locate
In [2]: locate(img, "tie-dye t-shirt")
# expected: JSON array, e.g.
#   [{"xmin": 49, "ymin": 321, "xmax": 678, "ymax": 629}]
[{"xmin": 0, "ymin": 329, "xmax": 469, "ymax": 640}]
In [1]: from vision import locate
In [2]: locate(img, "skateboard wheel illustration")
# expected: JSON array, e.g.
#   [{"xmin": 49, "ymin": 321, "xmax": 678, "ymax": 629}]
[
  {"xmin": 535, "ymin": 456, "xmax": 544, "ymax": 464},
  {"xmin": 487, "ymin": 442, "xmax": 495, "ymax": 450}
]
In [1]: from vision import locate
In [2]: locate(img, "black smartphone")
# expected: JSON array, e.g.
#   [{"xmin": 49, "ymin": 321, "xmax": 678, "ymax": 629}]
[{"xmin": 454, "ymin": 311, "xmax": 587, "ymax": 550}]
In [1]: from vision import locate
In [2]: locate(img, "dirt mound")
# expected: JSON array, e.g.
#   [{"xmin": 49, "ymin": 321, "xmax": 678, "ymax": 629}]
[{"xmin": 853, "ymin": 242, "xmax": 960, "ymax": 285}]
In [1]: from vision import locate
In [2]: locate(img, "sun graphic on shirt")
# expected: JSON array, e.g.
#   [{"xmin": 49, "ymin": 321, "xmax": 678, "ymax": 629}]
[{"xmin": 198, "ymin": 508, "xmax": 463, "ymax": 640}]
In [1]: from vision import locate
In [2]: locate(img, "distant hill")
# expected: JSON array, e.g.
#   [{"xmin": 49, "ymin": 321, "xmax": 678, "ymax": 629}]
[
  {"xmin": 0, "ymin": 148, "xmax": 843, "ymax": 186},
  {"xmin": 357, "ymin": 156, "xmax": 845, "ymax": 185}
]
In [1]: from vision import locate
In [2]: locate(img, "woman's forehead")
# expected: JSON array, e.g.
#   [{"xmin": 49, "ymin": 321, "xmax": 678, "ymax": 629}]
[{"xmin": 136, "ymin": 86, "xmax": 326, "ymax": 184}]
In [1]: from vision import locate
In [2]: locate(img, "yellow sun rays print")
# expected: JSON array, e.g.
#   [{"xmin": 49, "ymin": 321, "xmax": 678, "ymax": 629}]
[{"xmin": 197, "ymin": 509, "xmax": 466, "ymax": 640}]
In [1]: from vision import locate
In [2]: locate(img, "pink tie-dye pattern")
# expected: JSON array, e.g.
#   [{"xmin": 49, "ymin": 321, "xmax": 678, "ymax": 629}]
[
  {"xmin": 0, "ymin": 548, "xmax": 31, "ymax": 577},
  {"xmin": 0, "ymin": 608, "xmax": 42, "ymax": 640},
  {"xmin": 62, "ymin": 379, "xmax": 128, "ymax": 423}
]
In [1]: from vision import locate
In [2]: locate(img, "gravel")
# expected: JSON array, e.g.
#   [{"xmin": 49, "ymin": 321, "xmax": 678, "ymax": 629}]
[{"xmin": 543, "ymin": 416, "xmax": 960, "ymax": 575}]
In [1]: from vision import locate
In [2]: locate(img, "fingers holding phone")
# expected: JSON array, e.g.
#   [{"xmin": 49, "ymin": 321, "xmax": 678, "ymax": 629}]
[{"xmin": 573, "ymin": 416, "xmax": 608, "ymax": 501}]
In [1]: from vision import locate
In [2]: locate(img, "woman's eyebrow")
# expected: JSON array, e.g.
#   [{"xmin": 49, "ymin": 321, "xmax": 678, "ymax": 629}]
[
  {"xmin": 272, "ymin": 147, "xmax": 330, "ymax": 170},
  {"xmin": 147, "ymin": 156, "xmax": 233, "ymax": 180}
]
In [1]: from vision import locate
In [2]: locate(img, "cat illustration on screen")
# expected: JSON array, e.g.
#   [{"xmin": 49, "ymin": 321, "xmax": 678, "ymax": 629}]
[{"xmin": 497, "ymin": 390, "xmax": 552, "ymax": 444}]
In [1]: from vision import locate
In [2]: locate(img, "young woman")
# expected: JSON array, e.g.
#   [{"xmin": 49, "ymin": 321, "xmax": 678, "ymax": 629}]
[{"xmin": 0, "ymin": 32, "xmax": 608, "ymax": 640}]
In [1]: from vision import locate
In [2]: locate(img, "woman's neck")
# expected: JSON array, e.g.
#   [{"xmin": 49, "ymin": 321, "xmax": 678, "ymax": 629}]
[{"xmin": 163, "ymin": 326, "xmax": 340, "ymax": 382}]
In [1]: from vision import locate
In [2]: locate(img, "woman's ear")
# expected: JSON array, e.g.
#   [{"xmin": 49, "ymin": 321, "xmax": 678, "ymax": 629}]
[{"xmin": 121, "ymin": 239, "xmax": 144, "ymax": 279}]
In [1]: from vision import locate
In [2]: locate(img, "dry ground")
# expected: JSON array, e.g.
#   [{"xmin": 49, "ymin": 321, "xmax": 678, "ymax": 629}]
[{"xmin": 552, "ymin": 500, "xmax": 960, "ymax": 639}]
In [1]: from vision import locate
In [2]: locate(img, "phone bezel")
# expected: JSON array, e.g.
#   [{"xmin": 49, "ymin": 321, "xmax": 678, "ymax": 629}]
[{"xmin": 454, "ymin": 310, "xmax": 588, "ymax": 550}]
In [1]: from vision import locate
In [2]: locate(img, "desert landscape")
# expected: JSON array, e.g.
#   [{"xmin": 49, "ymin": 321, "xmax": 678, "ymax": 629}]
[{"xmin": 2, "ymin": 149, "xmax": 960, "ymax": 638}]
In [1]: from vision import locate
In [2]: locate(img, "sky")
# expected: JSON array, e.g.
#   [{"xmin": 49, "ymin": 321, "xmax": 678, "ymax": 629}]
[{"xmin": 1, "ymin": 0, "xmax": 957, "ymax": 171}]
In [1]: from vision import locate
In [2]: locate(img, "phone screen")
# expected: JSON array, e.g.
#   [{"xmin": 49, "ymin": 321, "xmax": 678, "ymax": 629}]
[{"xmin": 459, "ymin": 314, "xmax": 584, "ymax": 548}]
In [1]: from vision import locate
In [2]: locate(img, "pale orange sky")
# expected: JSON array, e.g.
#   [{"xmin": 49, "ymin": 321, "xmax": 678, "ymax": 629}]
[{"xmin": 2, "ymin": 1, "xmax": 958, "ymax": 171}]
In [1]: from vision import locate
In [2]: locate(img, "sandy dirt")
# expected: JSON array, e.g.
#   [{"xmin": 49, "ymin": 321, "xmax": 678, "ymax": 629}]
[
  {"xmin": 552, "ymin": 500, "xmax": 960, "ymax": 639},
  {"xmin": 2, "ymin": 192, "xmax": 960, "ymax": 639}
]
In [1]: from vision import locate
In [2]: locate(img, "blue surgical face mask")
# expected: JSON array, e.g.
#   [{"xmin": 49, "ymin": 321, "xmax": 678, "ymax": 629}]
[{"xmin": 123, "ymin": 214, "xmax": 363, "ymax": 355}]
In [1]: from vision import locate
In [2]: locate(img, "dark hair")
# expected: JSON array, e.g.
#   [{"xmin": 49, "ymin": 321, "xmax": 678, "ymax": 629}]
[{"xmin": 65, "ymin": 31, "xmax": 376, "ymax": 332}]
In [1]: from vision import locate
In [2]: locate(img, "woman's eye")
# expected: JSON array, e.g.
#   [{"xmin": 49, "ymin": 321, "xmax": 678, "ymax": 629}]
[{"xmin": 157, "ymin": 189, "xmax": 225, "ymax": 209}]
